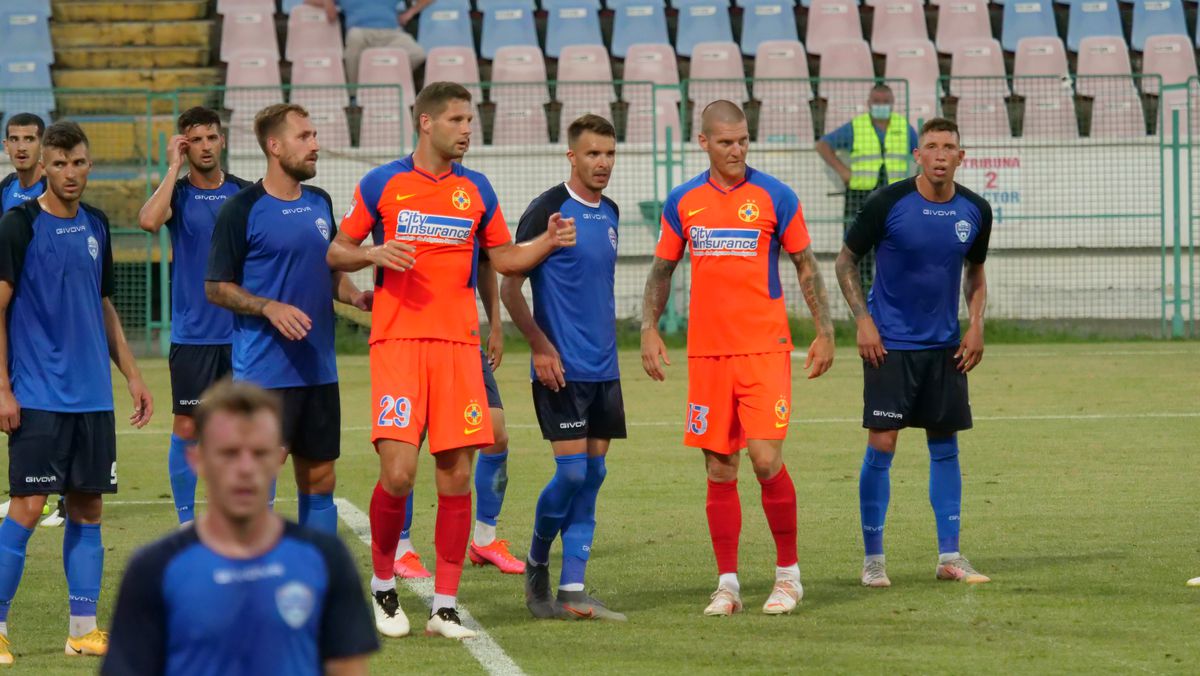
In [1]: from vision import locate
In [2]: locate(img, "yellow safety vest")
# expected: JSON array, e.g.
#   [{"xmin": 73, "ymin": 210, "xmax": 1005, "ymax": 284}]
[{"xmin": 848, "ymin": 113, "xmax": 911, "ymax": 191}]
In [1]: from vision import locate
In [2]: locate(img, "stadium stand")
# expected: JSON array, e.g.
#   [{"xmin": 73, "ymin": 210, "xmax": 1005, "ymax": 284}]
[
  {"xmin": 286, "ymin": 3, "xmax": 344, "ymax": 61},
  {"xmin": 949, "ymin": 38, "xmax": 1009, "ymax": 98},
  {"xmin": 490, "ymin": 45, "xmax": 550, "ymax": 104},
  {"xmin": 870, "ymin": 0, "xmax": 930, "ymax": 55},
  {"xmin": 805, "ymin": 0, "xmax": 864, "ymax": 56},
  {"xmin": 884, "ymin": 40, "xmax": 941, "ymax": 121},
  {"xmin": 217, "ymin": 0, "xmax": 276, "ymax": 14},
  {"xmin": 739, "ymin": 0, "xmax": 799, "ymax": 57},
  {"xmin": 1140, "ymin": 33, "xmax": 1197, "ymax": 96},
  {"xmin": 543, "ymin": 0, "xmax": 605, "ymax": 59},
  {"xmin": 357, "ymin": 47, "xmax": 417, "ymax": 108},
  {"xmin": 1, "ymin": 9, "xmax": 54, "ymax": 65},
  {"xmin": 417, "ymin": 0, "xmax": 474, "ymax": 53},
  {"xmin": 753, "ymin": 40, "xmax": 815, "ymax": 141},
  {"xmin": 555, "ymin": 45, "xmax": 616, "ymax": 134},
  {"xmin": 609, "ymin": 0, "xmax": 671, "ymax": 58},
  {"xmin": 220, "ymin": 8, "xmax": 279, "ymax": 63},
  {"xmin": 422, "ymin": 46, "xmax": 485, "ymax": 137},
  {"xmin": 673, "ymin": 0, "xmax": 736, "ymax": 58},
  {"xmin": 1130, "ymin": 0, "xmax": 1187, "ymax": 52},
  {"xmin": 1000, "ymin": 0, "xmax": 1058, "ymax": 52},
  {"xmin": 687, "ymin": 41, "xmax": 747, "ymax": 137},
  {"xmin": 480, "ymin": 0, "xmax": 539, "ymax": 60},
  {"xmin": 818, "ymin": 39, "xmax": 875, "ymax": 133},
  {"xmin": 935, "ymin": 0, "xmax": 992, "ymax": 54},
  {"xmin": 1066, "ymin": 0, "xmax": 1123, "ymax": 52}
]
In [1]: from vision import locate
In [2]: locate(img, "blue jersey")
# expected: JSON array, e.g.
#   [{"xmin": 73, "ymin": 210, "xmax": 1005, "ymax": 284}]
[
  {"xmin": 167, "ymin": 174, "xmax": 251, "ymax": 345},
  {"xmin": 102, "ymin": 521, "xmax": 378, "ymax": 676},
  {"xmin": 0, "ymin": 200, "xmax": 115, "ymax": 412},
  {"xmin": 845, "ymin": 177, "xmax": 992, "ymax": 350},
  {"xmin": 206, "ymin": 182, "xmax": 338, "ymax": 389},
  {"xmin": 516, "ymin": 184, "xmax": 620, "ymax": 382},
  {"xmin": 0, "ymin": 172, "xmax": 46, "ymax": 212}
]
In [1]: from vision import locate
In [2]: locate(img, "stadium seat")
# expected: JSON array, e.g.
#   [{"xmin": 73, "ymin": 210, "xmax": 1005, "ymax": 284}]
[
  {"xmin": 871, "ymin": 0, "xmax": 929, "ymax": 55},
  {"xmin": 543, "ymin": 0, "xmax": 604, "ymax": 59},
  {"xmin": 1000, "ymin": 0, "xmax": 1057, "ymax": 52},
  {"xmin": 306, "ymin": 107, "xmax": 352, "ymax": 149},
  {"xmin": 22, "ymin": 0, "xmax": 51, "ymax": 18},
  {"xmin": 884, "ymin": 40, "xmax": 941, "ymax": 121},
  {"xmin": 224, "ymin": 50, "xmax": 283, "ymax": 113},
  {"xmin": 357, "ymin": 48, "xmax": 417, "ymax": 109},
  {"xmin": 0, "ymin": 59, "xmax": 54, "ymax": 114},
  {"xmin": 1130, "ymin": 0, "xmax": 1187, "ymax": 52},
  {"xmin": 738, "ymin": 0, "xmax": 799, "ymax": 57},
  {"xmin": 624, "ymin": 100, "xmax": 683, "ymax": 144},
  {"xmin": 489, "ymin": 45, "xmax": 550, "ymax": 105},
  {"xmin": 686, "ymin": 41, "xmax": 747, "ymax": 137},
  {"xmin": 865, "ymin": 0, "xmax": 920, "ymax": 5},
  {"xmin": 1012, "ymin": 36, "xmax": 1069, "ymax": 96},
  {"xmin": 805, "ymin": 0, "xmax": 863, "ymax": 56},
  {"xmin": 954, "ymin": 96, "xmax": 1011, "ymax": 137},
  {"xmin": 0, "ymin": 12, "xmax": 53, "ymax": 65},
  {"xmin": 757, "ymin": 101, "xmax": 815, "ymax": 142},
  {"xmin": 621, "ymin": 43, "xmax": 682, "ymax": 104},
  {"xmin": 217, "ymin": 0, "xmax": 276, "ymax": 14},
  {"xmin": 1075, "ymin": 36, "xmax": 1135, "ymax": 97},
  {"xmin": 609, "ymin": 0, "xmax": 671, "ymax": 58},
  {"xmin": 220, "ymin": 9, "xmax": 279, "ymax": 63},
  {"xmin": 1066, "ymin": 0, "xmax": 1123, "ymax": 52},
  {"xmin": 281, "ymin": 0, "xmax": 307, "ymax": 12},
  {"xmin": 818, "ymin": 39, "xmax": 875, "ymax": 133},
  {"xmin": 491, "ymin": 102, "xmax": 550, "ymax": 144},
  {"xmin": 285, "ymin": 4, "xmax": 344, "ymax": 61},
  {"xmin": 556, "ymin": 44, "xmax": 616, "ymax": 131},
  {"xmin": 423, "ymin": 46, "xmax": 483, "ymax": 117},
  {"xmin": 1022, "ymin": 96, "xmax": 1078, "ymax": 138},
  {"xmin": 935, "ymin": 0, "xmax": 992, "ymax": 54},
  {"xmin": 290, "ymin": 51, "xmax": 350, "ymax": 109},
  {"xmin": 950, "ymin": 39, "xmax": 1009, "ymax": 98},
  {"xmin": 1140, "ymin": 34, "xmax": 1196, "ymax": 96},
  {"xmin": 359, "ymin": 106, "xmax": 415, "ymax": 151},
  {"xmin": 754, "ymin": 41, "xmax": 815, "ymax": 140},
  {"xmin": 480, "ymin": 0, "xmax": 539, "ymax": 60},
  {"xmin": 1088, "ymin": 93, "xmax": 1148, "ymax": 137},
  {"xmin": 673, "ymin": 0, "xmax": 735, "ymax": 58},
  {"xmin": 418, "ymin": 0, "xmax": 474, "ymax": 53}
]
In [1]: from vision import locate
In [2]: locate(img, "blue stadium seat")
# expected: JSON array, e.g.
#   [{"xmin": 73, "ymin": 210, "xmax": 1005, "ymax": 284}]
[
  {"xmin": 1131, "ymin": 0, "xmax": 1187, "ymax": 51},
  {"xmin": 673, "ymin": 0, "xmax": 734, "ymax": 58},
  {"xmin": 480, "ymin": 0, "xmax": 539, "ymax": 60},
  {"xmin": 1001, "ymin": 0, "xmax": 1058, "ymax": 52},
  {"xmin": 417, "ymin": 0, "xmax": 475, "ymax": 53},
  {"xmin": 281, "ymin": 0, "xmax": 307, "ymax": 13},
  {"xmin": 0, "ymin": 12, "xmax": 54, "ymax": 65},
  {"xmin": 1067, "ymin": 0, "xmax": 1123, "ymax": 52},
  {"xmin": 609, "ymin": 0, "xmax": 670, "ymax": 58},
  {"xmin": 26, "ymin": 0, "xmax": 51, "ymax": 18},
  {"xmin": 543, "ymin": 0, "xmax": 604, "ymax": 58},
  {"xmin": 0, "ymin": 60, "xmax": 55, "ymax": 114},
  {"xmin": 739, "ymin": 0, "xmax": 798, "ymax": 57}
]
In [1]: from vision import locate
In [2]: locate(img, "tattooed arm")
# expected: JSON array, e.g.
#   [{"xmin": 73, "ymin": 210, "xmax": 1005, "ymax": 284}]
[
  {"xmin": 834, "ymin": 244, "xmax": 886, "ymax": 368},
  {"xmin": 640, "ymin": 256, "xmax": 679, "ymax": 381},
  {"xmin": 790, "ymin": 246, "xmax": 835, "ymax": 379}
]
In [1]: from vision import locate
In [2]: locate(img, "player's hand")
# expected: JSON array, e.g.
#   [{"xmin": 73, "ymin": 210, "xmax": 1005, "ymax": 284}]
[
  {"xmin": 547, "ymin": 213, "xmax": 576, "ymax": 248},
  {"xmin": 263, "ymin": 300, "xmax": 312, "ymax": 341},
  {"xmin": 0, "ymin": 388, "xmax": 20, "ymax": 434},
  {"xmin": 127, "ymin": 377, "xmax": 153, "ymax": 428},
  {"xmin": 366, "ymin": 240, "xmax": 416, "ymax": 273},
  {"xmin": 487, "ymin": 327, "xmax": 504, "ymax": 369},
  {"xmin": 532, "ymin": 337, "xmax": 565, "ymax": 391},
  {"xmin": 805, "ymin": 333, "xmax": 835, "ymax": 379},
  {"xmin": 167, "ymin": 134, "xmax": 188, "ymax": 171},
  {"xmin": 640, "ymin": 327, "xmax": 671, "ymax": 381},
  {"xmin": 955, "ymin": 323, "xmax": 984, "ymax": 372},
  {"xmin": 351, "ymin": 288, "xmax": 374, "ymax": 311},
  {"xmin": 857, "ymin": 316, "xmax": 887, "ymax": 368}
]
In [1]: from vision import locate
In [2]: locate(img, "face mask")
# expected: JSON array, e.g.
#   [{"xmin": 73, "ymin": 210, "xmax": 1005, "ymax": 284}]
[{"xmin": 870, "ymin": 104, "xmax": 892, "ymax": 120}]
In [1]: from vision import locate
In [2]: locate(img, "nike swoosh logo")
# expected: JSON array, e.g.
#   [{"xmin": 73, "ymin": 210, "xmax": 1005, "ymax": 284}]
[
  {"xmin": 464, "ymin": 426, "xmax": 482, "ymax": 435},
  {"xmin": 68, "ymin": 645, "xmax": 83, "ymax": 654},
  {"xmin": 564, "ymin": 605, "xmax": 594, "ymax": 619},
  {"xmin": 687, "ymin": 207, "xmax": 706, "ymax": 217},
  {"xmin": 395, "ymin": 194, "xmax": 416, "ymax": 201},
  {"xmin": 775, "ymin": 421, "xmax": 788, "ymax": 428}
]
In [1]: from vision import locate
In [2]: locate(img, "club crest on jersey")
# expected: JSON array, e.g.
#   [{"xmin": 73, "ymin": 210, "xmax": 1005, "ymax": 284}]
[
  {"xmin": 451, "ymin": 188, "xmax": 471, "ymax": 211},
  {"xmin": 774, "ymin": 398, "xmax": 789, "ymax": 421},
  {"xmin": 737, "ymin": 201, "xmax": 760, "ymax": 223},
  {"xmin": 275, "ymin": 581, "xmax": 315, "ymax": 629},
  {"xmin": 315, "ymin": 217, "xmax": 330, "ymax": 239},
  {"xmin": 608, "ymin": 226, "xmax": 618, "ymax": 251},
  {"xmin": 688, "ymin": 226, "xmax": 759, "ymax": 257},
  {"xmin": 464, "ymin": 401, "xmax": 483, "ymax": 426},
  {"xmin": 395, "ymin": 210, "xmax": 474, "ymax": 244},
  {"xmin": 87, "ymin": 235, "xmax": 99, "ymax": 260},
  {"xmin": 954, "ymin": 220, "xmax": 971, "ymax": 243}
]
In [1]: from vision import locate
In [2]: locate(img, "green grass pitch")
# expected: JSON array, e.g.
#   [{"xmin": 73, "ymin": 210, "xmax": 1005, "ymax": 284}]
[{"xmin": 2, "ymin": 343, "xmax": 1199, "ymax": 674}]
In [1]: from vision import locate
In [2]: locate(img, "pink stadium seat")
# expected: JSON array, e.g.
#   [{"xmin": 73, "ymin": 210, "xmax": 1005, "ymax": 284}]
[
  {"xmin": 1089, "ymin": 92, "xmax": 1146, "ymax": 137},
  {"xmin": 818, "ymin": 39, "xmax": 874, "ymax": 131},
  {"xmin": 307, "ymin": 107, "xmax": 352, "ymax": 149},
  {"xmin": 806, "ymin": 0, "xmax": 863, "ymax": 56},
  {"xmin": 489, "ymin": 45, "xmax": 550, "ymax": 105},
  {"xmin": 621, "ymin": 43, "xmax": 681, "ymax": 104},
  {"xmin": 491, "ymin": 102, "xmax": 550, "ymax": 144},
  {"xmin": 290, "ymin": 51, "xmax": 349, "ymax": 108},
  {"xmin": 359, "ymin": 106, "xmax": 414, "ymax": 151},
  {"xmin": 885, "ymin": 40, "xmax": 940, "ymax": 121},
  {"xmin": 935, "ymin": 0, "xmax": 992, "ymax": 54},
  {"xmin": 1075, "ymin": 36, "xmax": 1135, "ymax": 98},
  {"xmin": 955, "ymin": 96, "xmax": 1011, "ymax": 138},
  {"xmin": 227, "ymin": 109, "xmax": 260, "ymax": 152},
  {"xmin": 753, "ymin": 40, "xmax": 811, "ymax": 104},
  {"xmin": 1140, "ymin": 34, "xmax": 1198, "ymax": 96},
  {"xmin": 687, "ymin": 41, "xmax": 748, "ymax": 137},
  {"xmin": 217, "ymin": 0, "xmax": 275, "ymax": 15},
  {"xmin": 224, "ymin": 49, "xmax": 282, "ymax": 113},
  {"xmin": 758, "ymin": 101, "xmax": 814, "ymax": 143},
  {"xmin": 871, "ymin": 0, "xmax": 929, "ymax": 55},
  {"xmin": 950, "ymin": 39, "xmax": 1009, "ymax": 98},
  {"xmin": 1012, "ymin": 36, "xmax": 1069, "ymax": 97},
  {"xmin": 220, "ymin": 9, "xmax": 278, "ymax": 62},
  {"xmin": 1022, "ymin": 96, "xmax": 1078, "ymax": 138},
  {"xmin": 556, "ymin": 45, "xmax": 616, "ymax": 134},
  {"xmin": 423, "ymin": 46, "xmax": 481, "ymax": 99},
  {"xmin": 356, "ymin": 48, "xmax": 416, "ymax": 110},
  {"xmin": 285, "ymin": 4, "xmax": 344, "ymax": 62},
  {"xmin": 624, "ymin": 101, "xmax": 683, "ymax": 144}
]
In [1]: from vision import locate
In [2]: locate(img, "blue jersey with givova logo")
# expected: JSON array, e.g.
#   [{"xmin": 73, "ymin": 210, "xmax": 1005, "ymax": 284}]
[
  {"xmin": 0, "ymin": 172, "xmax": 46, "ymax": 212},
  {"xmin": 207, "ymin": 182, "xmax": 338, "ymax": 389},
  {"xmin": 845, "ymin": 177, "xmax": 992, "ymax": 350},
  {"xmin": 0, "ymin": 199, "xmax": 115, "ymax": 412}
]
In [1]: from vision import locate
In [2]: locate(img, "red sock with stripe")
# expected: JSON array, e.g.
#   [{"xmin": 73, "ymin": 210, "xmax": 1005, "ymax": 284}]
[
  {"xmin": 369, "ymin": 483, "xmax": 408, "ymax": 580},
  {"xmin": 706, "ymin": 479, "xmax": 741, "ymax": 575},
  {"xmin": 434, "ymin": 493, "xmax": 472, "ymax": 596},
  {"xmin": 759, "ymin": 465, "xmax": 799, "ymax": 567}
]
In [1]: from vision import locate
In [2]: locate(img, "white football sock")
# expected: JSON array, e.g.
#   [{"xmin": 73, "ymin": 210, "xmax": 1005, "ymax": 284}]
[
  {"xmin": 370, "ymin": 576, "xmax": 396, "ymax": 594},
  {"xmin": 558, "ymin": 582, "xmax": 585, "ymax": 592},
  {"xmin": 938, "ymin": 551, "xmax": 961, "ymax": 564},
  {"xmin": 864, "ymin": 554, "xmax": 886, "ymax": 565},
  {"xmin": 473, "ymin": 521, "xmax": 496, "ymax": 547},
  {"xmin": 776, "ymin": 564, "xmax": 801, "ymax": 582},
  {"xmin": 431, "ymin": 593, "xmax": 456, "ymax": 613},
  {"xmin": 69, "ymin": 615, "xmax": 96, "ymax": 637},
  {"xmin": 718, "ymin": 573, "xmax": 740, "ymax": 594},
  {"xmin": 394, "ymin": 538, "xmax": 415, "ymax": 560},
  {"xmin": 0, "ymin": 621, "xmax": 8, "ymax": 636}
]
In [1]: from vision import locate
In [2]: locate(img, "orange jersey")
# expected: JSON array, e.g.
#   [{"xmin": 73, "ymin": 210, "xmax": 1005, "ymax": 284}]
[
  {"xmin": 654, "ymin": 167, "xmax": 811, "ymax": 357},
  {"xmin": 340, "ymin": 156, "xmax": 511, "ymax": 344}
]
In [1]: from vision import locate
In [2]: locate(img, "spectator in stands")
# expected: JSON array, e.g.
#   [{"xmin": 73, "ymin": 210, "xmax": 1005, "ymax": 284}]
[
  {"xmin": 816, "ymin": 84, "xmax": 917, "ymax": 292},
  {"xmin": 307, "ymin": 0, "xmax": 428, "ymax": 82}
]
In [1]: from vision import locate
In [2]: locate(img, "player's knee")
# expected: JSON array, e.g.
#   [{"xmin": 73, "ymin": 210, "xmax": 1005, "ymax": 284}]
[
  {"xmin": 867, "ymin": 429, "xmax": 898, "ymax": 453},
  {"xmin": 705, "ymin": 460, "xmax": 738, "ymax": 484},
  {"xmin": 586, "ymin": 459, "xmax": 607, "ymax": 488},
  {"xmin": 380, "ymin": 464, "xmax": 416, "ymax": 496},
  {"xmin": 750, "ymin": 455, "xmax": 781, "ymax": 480},
  {"xmin": 558, "ymin": 462, "xmax": 588, "ymax": 491},
  {"xmin": 488, "ymin": 427, "xmax": 509, "ymax": 452},
  {"xmin": 927, "ymin": 434, "xmax": 958, "ymax": 461},
  {"xmin": 441, "ymin": 462, "xmax": 473, "ymax": 492},
  {"xmin": 172, "ymin": 415, "xmax": 196, "ymax": 441}
]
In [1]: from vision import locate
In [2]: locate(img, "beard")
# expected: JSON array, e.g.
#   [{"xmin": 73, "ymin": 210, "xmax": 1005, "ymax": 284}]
[{"xmin": 280, "ymin": 154, "xmax": 316, "ymax": 182}]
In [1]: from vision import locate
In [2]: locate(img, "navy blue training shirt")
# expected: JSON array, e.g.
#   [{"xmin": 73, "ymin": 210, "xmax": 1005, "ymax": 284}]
[
  {"xmin": 168, "ymin": 173, "xmax": 251, "ymax": 345},
  {"xmin": 206, "ymin": 182, "xmax": 338, "ymax": 389},
  {"xmin": 102, "ymin": 521, "xmax": 379, "ymax": 676},
  {"xmin": 0, "ymin": 200, "xmax": 115, "ymax": 412},
  {"xmin": 0, "ymin": 173, "xmax": 46, "ymax": 212},
  {"xmin": 845, "ymin": 177, "xmax": 992, "ymax": 350},
  {"xmin": 515, "ymin": 183, "xmax": 620, "ymax": 382}
]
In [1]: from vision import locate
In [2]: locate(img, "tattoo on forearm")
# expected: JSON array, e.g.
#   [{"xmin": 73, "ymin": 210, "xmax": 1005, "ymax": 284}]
[
  {"xmin": 641, "ymin": 257, "xmax": 678, "ymax": 329},
  {"xmin": 793, "ymin": 248, "xmax": 834, "ymax": 336},
  {"xmin": 206, "ymin": 282, "xmax": 270, "ymax": 316},
  {"xmin": 835, "ymin": 248, "xmax": 870, "ymax": 319}
]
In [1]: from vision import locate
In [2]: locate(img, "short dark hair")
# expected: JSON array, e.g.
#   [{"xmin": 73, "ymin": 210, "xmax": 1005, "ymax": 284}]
[
  {"xmin": 6, "ymin": 113, "xmax": 45, "ymax": 138},
  {"xmin": 871, "ymin": 83, "xmax": 893, "ymax": 96},
  {"xmin": 178, "ymin": 106, "xmax": 222, "ymax": 134},
  {"xmin": 567, "ymin": 114, "xmax": 616, "ymax": 147},
  {"xmin": 42, "ymin": 121, "xmax": 89, "ymax": 153},
  {"xmin": 194, "ymin": 380, "xmax": 283, "ymax": 445},
  {"xmin": 920, "ymin": 117, "xmax": 960, "ymax": 142},
  {"xmin": 413, "ymin": 81, "xmax": 472, "ymax": 125},
  {"xmin": 253, "ymin": 103, "xmax": 308, "ymax": 154}
]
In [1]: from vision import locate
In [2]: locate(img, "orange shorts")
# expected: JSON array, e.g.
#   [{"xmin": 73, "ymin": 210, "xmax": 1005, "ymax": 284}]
[
  {"xmin": 370, "ymin": 338, "xmax": 494, "ymax": 453},
  {"xmin": 684, "ymin": 352, "xmax": 792, "ymax": 454}
]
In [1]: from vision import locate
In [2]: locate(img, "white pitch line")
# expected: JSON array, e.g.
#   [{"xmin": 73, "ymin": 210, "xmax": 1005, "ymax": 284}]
[{"xmin": 334, "ymin": 497, "xmax": 526, "ymax": 676}]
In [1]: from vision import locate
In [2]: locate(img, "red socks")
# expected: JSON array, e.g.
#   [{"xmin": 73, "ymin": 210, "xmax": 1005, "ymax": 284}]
[
  {"xmin": 369, "ymin": 482, "xmax": 408, "ymax": 580},
  {"xmin": 434, "ymin": 493, "xmax": 472, "ymax": 596},
  {"xmin": 706, "ymin": 479, "xmax": 742, "ymax": 575},
  {"xmin": 759, "ymin": 464, "xmax": 798, "ymax": 567}
]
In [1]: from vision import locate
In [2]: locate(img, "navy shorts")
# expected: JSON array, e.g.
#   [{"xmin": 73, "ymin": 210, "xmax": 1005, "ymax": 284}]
[
  {"xmin": 481, "ymin": 348, "xmax": 503, "ymax": 409},
  {"xmin": 8, "ymin": 409, "xmax": 117, "ymax": 495},
  {"xmin": 862, "ymin": 347, "xmax": 972, "ymax": 432},
  {"xmin": 169, "ymin": 343, "xmax": 232, "ymax": 415},
  {"xmin": 272, "ymin": 383, "xmax": 341, "ymax": 461},
  {"xmin": 532, "ymin": 380, "xmax": 626, "ymax": 441}
]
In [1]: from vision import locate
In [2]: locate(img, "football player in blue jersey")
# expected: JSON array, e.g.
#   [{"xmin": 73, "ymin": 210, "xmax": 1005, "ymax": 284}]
[
  {"xmin": 138, "ymin": 106, "xmax": 252, "ymax": 524},
  {"xmin": 0, "ymin": 113, "xmax": 47, "ymax": 213}
]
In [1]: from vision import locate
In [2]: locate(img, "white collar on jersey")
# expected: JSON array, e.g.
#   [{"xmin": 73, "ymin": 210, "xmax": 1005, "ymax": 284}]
[{"xmin": 563, "ymin": 183, "xmax": 601, "ymax": 209}]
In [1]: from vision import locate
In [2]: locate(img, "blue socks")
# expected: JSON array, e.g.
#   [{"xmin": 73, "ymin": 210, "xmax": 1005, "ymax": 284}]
[
  {"xmin": 63, "ymin": 521, "xmax": 103, "ymax": 618},
  {"xmin": 859, "ymin": 446, "xmax": 893, "ymax": 557},
  {"xmin": 400, "ymin": 490, "xmax": 414, "ymax": 540},
  {"xmin": 528, "ymin": 453, "xmax": 587, "ymax": 565},
  {"xmin": 560, "ymin": 455, "xmax": 606, "ymax": 589},
  {"xmin": 168, "ymin": 434, "xmax": 197, "ymax": 524},
  {"xmin": 0, "ymin": 519, "xmax": 32, "ymax": 622},
  {"xmin": 928, "ymin": 436, "xmax": 962, "ymax": 554},
  {"xmin": 298, "ymin": 493, "xmax": 337, "ymax": 534},
  {"xmin": 475, "ymin": 450, "xmax": 508, "ymax": 526}
]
